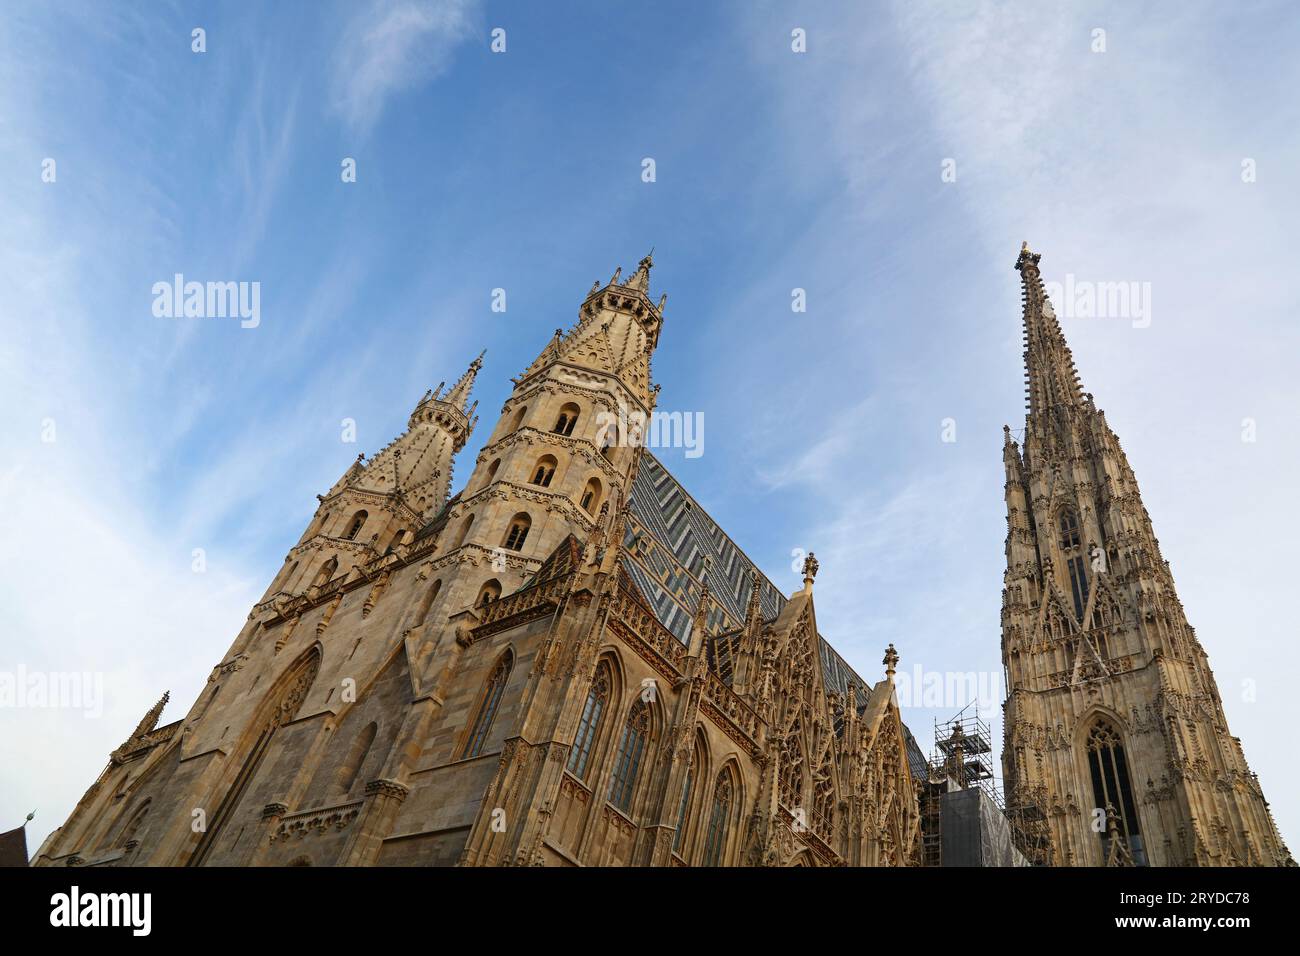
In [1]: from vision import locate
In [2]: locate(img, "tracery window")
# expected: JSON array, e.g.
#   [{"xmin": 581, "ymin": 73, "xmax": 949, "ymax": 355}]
[
  {"xmin": 1085, "ymin": 719, "xmax": 1147, "ymax": 866},
  {"xmin": 462, "ymin": 652, "xmax": 512, "ymax": 759},
  {"xmin": 674, "ymin": 766, "xmax": 694, "ymax": 853},
  {"xmin": 607, "ymin": 700, "xmax": 650, "ymax": 812},
  {"xmin": 1059, "ymin": 509, "xmax": 1088, "ymax": 617},
  {"xmin": 702, "ymin": 771, "xmax": 733, "ymax": 866},
  {"xmin": 566, "ymin": 662, "xmax": 610, "ymax": 779},
  {"xmin": 1058, "ymin": 509, "xmax": 1081, "ymax": 550}
]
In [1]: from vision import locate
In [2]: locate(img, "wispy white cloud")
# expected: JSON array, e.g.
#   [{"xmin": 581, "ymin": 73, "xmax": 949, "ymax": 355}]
[{"xmin": 331, "ymin": 0, "xmax": 480, "ymax": 133}]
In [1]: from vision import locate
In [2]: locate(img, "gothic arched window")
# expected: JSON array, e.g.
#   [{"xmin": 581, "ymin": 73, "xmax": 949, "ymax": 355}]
[
  {"xmin": 553, "ymin": 402, "xmax": 580, "ymax": 437},
  {"xmin": 1058, "ymin": 509, "xmax": 1081, "ymax": 550},
  {"xmin": 475, "ymin": 579, "xmax": 501, "ymax": 608},
  {"xmin": 531, "ymin": 455, "xmax": 557, "ymax": 488},
  {"xmin": 384, "ymin": 528, "xmax": 407, "ymax": 554},
  {"xmin": 607, "ymin": 700, "xmax": 650, "ymax": 812},
  {"xmin": 462, "ymin": 652, "xmax": 513, "ymax": 758},
  {"xmin": 503, "ymin": 513, "xmax": 531, "ymax": 551},
  {"xmin": 416, "ymin": 579, "xmax": 442, "ymax": 626},
  {"xmin": 453, "ymin": 513, "xmax": 475, "ymax": 550},
  {"xmin": 343, "ymin": 510, "xmax": 368, "ymax": 541},
  {"xmin": 580, "ymin": 477, "xmax": 602, "ymax": 514},
  {"xmin": 311, "ymin": 556, "xmax": 338, "ymax": 588},
  {"xmin": 702, "ymin": 770, "xmax": 734, "ymax": 866},
  {"xmin": 675, "ymin": 734, "xmax": 707, "ymax": 855},
  {"xmin": 566, "ymin": 662, "xmax": 610, "ymax": 780},
  {"xmin": 1059, "ymin": 510, "xmax": 1088, "ymax": 618},
  {"xmin": 1085, "ymin": 719, "xmax": 1147, "ymax": 866}
]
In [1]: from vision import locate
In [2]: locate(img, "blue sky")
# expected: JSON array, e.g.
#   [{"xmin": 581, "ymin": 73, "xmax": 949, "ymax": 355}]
[{"xmin": 3, "ymin": 1, "xmax": 1298, "ymax": 855}]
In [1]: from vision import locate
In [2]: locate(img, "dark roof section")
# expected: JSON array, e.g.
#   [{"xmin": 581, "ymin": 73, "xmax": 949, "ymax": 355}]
[
  {"xmin": 902, "ymin": 724, "xmax": 929, "ymax": 781},
  {"xmin": 0, "ymin": 825, "xmax": 29, "ymax": 867},
  {"xmin": 624, "ymin": 453, "xmax": 880, "ymax": 699},
  {"xmin": 521, "ymin": 533, "xmax": 583, "ymax": 589}
]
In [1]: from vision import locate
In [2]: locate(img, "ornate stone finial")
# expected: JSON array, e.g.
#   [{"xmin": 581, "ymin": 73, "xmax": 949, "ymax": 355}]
[
  {"xmin": 883, "ymin": 643, "xmax": 899, "ymax": 680},
  {"xmin": 801, "ymin": 551, "xmax": 819, "ymax": 592},
  {"xmin": 1015, "ymin": 240, "xmax": 1041, "ymax": 271}
]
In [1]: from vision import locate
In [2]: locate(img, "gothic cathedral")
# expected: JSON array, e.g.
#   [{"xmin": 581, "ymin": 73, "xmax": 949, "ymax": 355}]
[
  {"xmin": 34, "ymin": 254, "xmax": 923, "ymax": 868},
  {"xmin": 1000, "ymin": 244, "xmax": 1291, "ymax": 867},
  {"xmin": 32, "ymin": 248, "xmax": 1289, "ymax": 867}
]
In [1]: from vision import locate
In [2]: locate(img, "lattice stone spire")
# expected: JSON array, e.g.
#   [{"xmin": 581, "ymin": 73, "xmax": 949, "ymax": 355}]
[
  {"xmin": 1000, "ymin": 243, "xmax": 1291, "ymax": 868},
  {"xmin": 1016, "ymin": 242, "xmax": 1085, "ymax": 447}
]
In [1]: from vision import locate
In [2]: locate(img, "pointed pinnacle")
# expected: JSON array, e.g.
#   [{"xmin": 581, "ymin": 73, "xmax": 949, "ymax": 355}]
[{"xmin": 443, "ymin": 350, "xmax": 485, "ymax": 411}]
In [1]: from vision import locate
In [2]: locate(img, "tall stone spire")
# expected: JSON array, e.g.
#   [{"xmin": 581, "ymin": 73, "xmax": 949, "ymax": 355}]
[
  {"xmin": 1000, "ymin": 244, "xmax": 1291, "ymax": 868},
  {"xmin": 1016, "ymin": 242, "xmax": 1085, "ymax": 455}
]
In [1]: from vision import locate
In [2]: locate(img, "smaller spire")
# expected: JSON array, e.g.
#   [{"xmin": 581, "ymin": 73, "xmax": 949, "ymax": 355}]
[
  {"xmin": 112, "ymin": 691, "xmax": 170, "ymax": 761},
  {"xmin": 625, "ymin": 250, "xmax": 654, "ymax": 292},
  {"xmin": 442, "ymin": 349, "xmax": 485, "ymax": 411},
  {"xmin": 688, "ymin": 561, "xmax": 713, "ymax": 658}
]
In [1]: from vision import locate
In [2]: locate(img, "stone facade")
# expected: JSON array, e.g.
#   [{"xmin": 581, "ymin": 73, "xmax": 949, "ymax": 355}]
[
  {"xmin": 1000, "ymin": 244, "xmax": 1292, "ymax": 867},
  {"xmin": 34, "ymin": 255, "xmax": 922, "ymax": 868}
]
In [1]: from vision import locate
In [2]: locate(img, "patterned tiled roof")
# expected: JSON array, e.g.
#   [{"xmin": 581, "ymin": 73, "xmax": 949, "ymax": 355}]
[{"xmin": 623, "ymin": 453, "xmax": 874, "ymax": 699}]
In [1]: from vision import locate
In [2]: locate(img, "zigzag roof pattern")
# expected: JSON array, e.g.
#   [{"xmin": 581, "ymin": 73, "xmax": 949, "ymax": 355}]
[{"xmin": 623, "ymin": 453, "xmax": 869, "ymax": 699}]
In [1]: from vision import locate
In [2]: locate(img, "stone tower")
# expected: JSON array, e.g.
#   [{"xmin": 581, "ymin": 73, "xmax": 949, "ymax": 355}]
[
  {"xmin": 423, "ymin": 252, "xmax": 665, "ymax": 616},
  {"xmin": 252, "ymin": 350, "xmax": 484, "ymax": 622},
  {"xmin": 999, "ymin": 243, "xmax": 1292, "ymax": 867}
]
